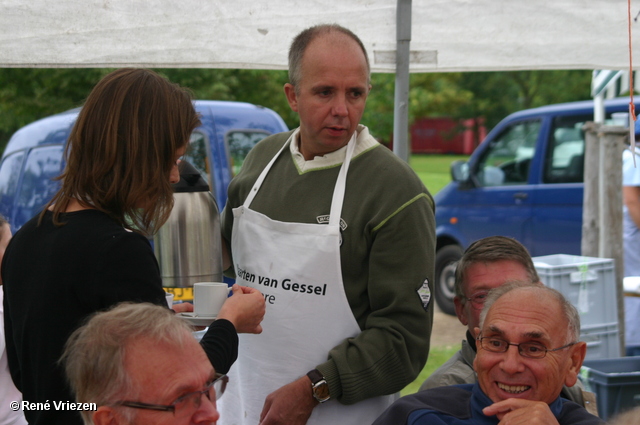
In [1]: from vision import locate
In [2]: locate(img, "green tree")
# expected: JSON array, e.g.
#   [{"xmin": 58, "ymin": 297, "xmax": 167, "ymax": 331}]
[
  {"xmin": 363, "ymin": 73, "xmax": 475, "ymax": 144},
  {"xmin": 0, "ymin": 68, "xmax": 111, "ymax": 149},
  {"xmin": 154, "ymin": 68, "xmax": 298, "ymax": 128},
  {"xmin": 454, "ymin": 70, "xmax": 593, "ymax": 129},
  {"xmin": 0, "ymin": 68, "xmax": 596, "ymax": 152},
  {"xmin": 0, "ymin": 68, "xmax": 299, "ymax": 151}
]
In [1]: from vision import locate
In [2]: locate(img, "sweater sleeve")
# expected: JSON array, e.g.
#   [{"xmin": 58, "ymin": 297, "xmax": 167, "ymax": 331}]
[
  {"xmin": 89, "ymin": 231, "xmax": 167, "ymax": 309},
  {"xmin": 96, "ymin": 233, "xmax": 240, "ymax": 373},
  {"xmin": 373, "ymin": 387, "xmax": 470, "ymax": 425},
  {"xmin": 317, "ymin": 191, "xmax": 436, "ymax": 404},
  {"xmin": 199, "ymin": 319, "xmax": 239, "ymax": 374}
]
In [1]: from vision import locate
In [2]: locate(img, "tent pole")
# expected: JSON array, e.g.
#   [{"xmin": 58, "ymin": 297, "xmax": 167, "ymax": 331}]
[
  {"xmin": 393, "ymin": 0, "xmax": 411, "ymax": 162},
  {"xmin": 594, "ymin": 92, "xmax": 605, "ymax": 124}
]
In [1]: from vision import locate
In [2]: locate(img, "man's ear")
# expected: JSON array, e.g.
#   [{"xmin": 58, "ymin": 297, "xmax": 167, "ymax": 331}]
[
  {"xmin": 472, "ymin": 327, "xmax": 482, "ymax": 373},
  {"xmin": 454, "ymin": 297, "xmax": 468, "ymax": 326},
  {"xmin": 284, "ymin": 83, "xmax": 298, "ymax": 112},
  {"xmin": 472, "ymin": 326, "xmax": 481, "ymax": 339},
  {"xmin": 564, "ymin": 341, "xmax": 587, "ymax": 387},
  {"xmin": 92, "ymin": 406, "xmax": 120, "ymax": 425}
]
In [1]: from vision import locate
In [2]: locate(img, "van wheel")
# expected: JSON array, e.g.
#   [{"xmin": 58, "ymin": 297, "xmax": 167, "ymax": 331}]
[{"xmin": 434, "ymin": 245, "xmax": 463, "ymax": 316}]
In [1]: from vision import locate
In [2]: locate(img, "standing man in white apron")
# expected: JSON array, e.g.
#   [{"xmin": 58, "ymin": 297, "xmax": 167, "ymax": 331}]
[{"xmin": 219, "ymin": 24, "xmax": 435, "ymax": 425}]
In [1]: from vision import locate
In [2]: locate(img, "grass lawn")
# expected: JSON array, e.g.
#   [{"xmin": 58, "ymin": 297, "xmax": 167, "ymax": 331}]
[
  {"xmin": 395, "ymin": 154, "xmax": 469, "ymax": 395},
  {"xmin": 409, "ymin": 154, "xmax": 469, "ymax": 194},
  {"xmin": 401, "ymin": 345, "xmax": 460, "ymax": 395}
]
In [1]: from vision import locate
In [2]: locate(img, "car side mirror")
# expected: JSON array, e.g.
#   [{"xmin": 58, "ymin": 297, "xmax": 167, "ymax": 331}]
[{"xmin": 451, "ymin": 160, "xmax": 469, "ymax": 182}]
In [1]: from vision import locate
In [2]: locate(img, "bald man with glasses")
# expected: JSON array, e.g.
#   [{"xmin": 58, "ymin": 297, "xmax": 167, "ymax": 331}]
[
  {"xmin": 420, "ymin": 236, "xmax": 588, "ymax": 407},
  {"xmin": 373, "ymin": 282, "xmax": 604, "ymax": 425}
]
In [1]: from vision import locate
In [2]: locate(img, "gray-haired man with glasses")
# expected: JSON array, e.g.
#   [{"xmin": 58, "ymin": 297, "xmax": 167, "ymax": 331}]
[
  {"xmin": 61, "ymin": 302, "xmax": 226, "ymax": 425},
  {"xmin": 373, "ymin": 282, "xmax": 604, "ymax": 425},
  {"xmin": 419, "ymin": 236, "xmax": 588, "ymax": 407}
]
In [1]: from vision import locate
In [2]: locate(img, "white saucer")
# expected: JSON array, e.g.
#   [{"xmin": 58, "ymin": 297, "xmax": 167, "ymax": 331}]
[
  {"xmin": 192, "ymin": 329, "xmax": 207, "ymax": 342},
  {"xmin": 177, "ymin": 312, "xmax": 217, "ymax": 327}
]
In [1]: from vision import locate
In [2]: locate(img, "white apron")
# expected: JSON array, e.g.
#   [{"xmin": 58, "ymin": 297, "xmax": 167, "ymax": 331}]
[{"xmin": 218, "ymin": 133, "xmax": 396, "ymax": 425}]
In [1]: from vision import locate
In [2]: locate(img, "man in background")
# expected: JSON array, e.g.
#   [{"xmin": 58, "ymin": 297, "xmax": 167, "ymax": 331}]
[
  {"xmin": 622, "ymin": 126, "xmax": 640, "ymax": 356},
  {"xmin": 420, "ymin": 236, "xmax": 589, "ymax": 408},
  {"xmin": 374, "ymin": 282, "xmax": 604, "ymax": 425}
]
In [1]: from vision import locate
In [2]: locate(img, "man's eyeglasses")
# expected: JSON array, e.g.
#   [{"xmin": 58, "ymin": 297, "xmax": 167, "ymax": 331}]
[
  {"xmin": 477, "ymin": 335, "xmax": 576, "ymax": 359},
  {"xmin": 463, "ymin": 291, "xmax": 489, "ymax": 310},
  {"xmin": 114, "ymin": 373, "xmax": 228, "ymax": 415}
]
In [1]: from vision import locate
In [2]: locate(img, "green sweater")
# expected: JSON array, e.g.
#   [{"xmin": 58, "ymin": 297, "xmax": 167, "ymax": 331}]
[{"xmin": 222, "ymin": 127, "xmax": 435, "ymax": 404}]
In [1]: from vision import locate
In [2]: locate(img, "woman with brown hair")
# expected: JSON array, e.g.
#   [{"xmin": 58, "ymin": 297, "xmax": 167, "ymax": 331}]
[
  {"xmin": 2, "ymin": 69, "xmax": 264, "ymax": 425},
  {"xmin": 45, "ymin": 67, "xmax": 198, "ymax": 236}
]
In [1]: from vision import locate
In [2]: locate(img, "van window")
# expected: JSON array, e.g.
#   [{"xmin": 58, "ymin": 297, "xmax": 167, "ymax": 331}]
[
  {"xmin": 543, "ymin": 115, "xmax": 590, "ymax": 183},
  {"xmin": 0, "ymin": 151, "xmax": 25, "ymax": 221},
  {"xmin": 226, "ymin": 130, "xmax": 270, "ymax": 176},
  {"xmin": 475, "ymin": 120, "xmax": 541, "ymax": 186},
  {"xmin": 183, "ymin": 131, "xmax": 215, "ymax": 191},
  {"xmin": 15, "ymin": 146, "xmax": 64, "ymax": 226}
]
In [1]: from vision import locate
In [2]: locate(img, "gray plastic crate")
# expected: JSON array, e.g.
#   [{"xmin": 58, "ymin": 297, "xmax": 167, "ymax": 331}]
[
  {"xmin": 532, "ymin": 254, "xmax": 621, "ymax": 359},
  {"xmin": 581, "ymin": 323, "xmax": 622, "ymax": 360},
  {"xmin": 580, "ymin": 356, "xmax": 640, "ymax": 420},
  {"xmin": 532, "ymin": 254, "xmax": 617, "ymax": 326}
]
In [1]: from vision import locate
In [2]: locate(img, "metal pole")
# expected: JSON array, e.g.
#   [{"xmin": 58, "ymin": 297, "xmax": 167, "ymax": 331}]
[
  {"xmin": 594, "ymin": 92, "xmax": 605, "ymax": 124},
  {"xmin": 393, "ymin": 0, "xmax": 411, "ymax": 162}
]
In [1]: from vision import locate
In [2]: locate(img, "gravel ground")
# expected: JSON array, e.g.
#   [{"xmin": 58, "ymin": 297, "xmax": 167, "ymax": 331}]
[{"xmin": 431, "ymin": 303, "xmax": 467, "ymax": 348}]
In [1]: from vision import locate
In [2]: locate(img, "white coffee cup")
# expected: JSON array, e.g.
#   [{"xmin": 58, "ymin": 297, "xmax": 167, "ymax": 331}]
[
  {"xmin": 165, "ymin": 292, "xmax": 175, "ymax": 309},
  {"xmin": 193, "ymin": 282, "xmax": 231, "ymax": 317}
]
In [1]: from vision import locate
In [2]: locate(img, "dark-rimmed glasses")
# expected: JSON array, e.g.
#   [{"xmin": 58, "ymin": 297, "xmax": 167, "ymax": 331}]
[
  {"xmin": 477, "ymin": 335, "xmax": 576, "ymax": 359},
  {"xmin": 463, "ymin": 291, "xmax": 489, "ymax": 310},
  {"xmin": 114, "ymin": 373, "xmax": 228, "ymax": 415}
]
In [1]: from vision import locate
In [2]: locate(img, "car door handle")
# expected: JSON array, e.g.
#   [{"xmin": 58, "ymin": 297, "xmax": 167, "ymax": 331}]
[{"xmin": 513, "ymin": 192, "xmax": 528, "ymax": 200}]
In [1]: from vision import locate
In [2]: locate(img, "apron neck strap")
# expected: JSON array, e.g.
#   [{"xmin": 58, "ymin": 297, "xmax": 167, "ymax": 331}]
[
  {"xmin": 243, "ymin": 139, "xmax": 290, "ymax": 207},
  {"xmin": 328, "ymin": 132, "xmax": 357, "ymax": 227},
  {"xmin": 244, "ymin": 131, "xmax": 358, "ymax": 228}
]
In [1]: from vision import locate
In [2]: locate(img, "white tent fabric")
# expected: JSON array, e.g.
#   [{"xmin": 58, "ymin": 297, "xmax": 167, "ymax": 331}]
[{"xmin": 1, "ymin": 0, "xmax": 639, "ymax": 72}]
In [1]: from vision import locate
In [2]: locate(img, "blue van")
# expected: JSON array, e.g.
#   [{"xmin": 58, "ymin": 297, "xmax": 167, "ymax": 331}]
[
  {"xmin": 434, "ymin": 97, "xmax": 638, "ymax": 314},
  {"xmin": 0, "ymin": 100, "xmax": 288, "ymax": 234}
]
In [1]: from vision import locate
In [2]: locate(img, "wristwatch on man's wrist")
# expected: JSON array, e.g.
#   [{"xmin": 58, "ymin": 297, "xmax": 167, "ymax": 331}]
[{"xmin": 306, "ymin": 369, "xmax": 330, "ymax": 403}]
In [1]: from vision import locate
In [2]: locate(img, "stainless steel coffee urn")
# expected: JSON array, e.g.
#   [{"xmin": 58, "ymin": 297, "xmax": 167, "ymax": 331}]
[{"xmin": 153, "ymin": 161, "xmax": 223, "ymax": 288}]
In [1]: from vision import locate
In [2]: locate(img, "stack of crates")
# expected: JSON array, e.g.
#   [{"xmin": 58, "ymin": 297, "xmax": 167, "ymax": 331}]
[
  {"xmin": 532, "ymin": 254, "xmax": 621, "ymax": 360},
  {"xmin": 580, "ymin": 356, "xmax": 640, "ymax": 420}
]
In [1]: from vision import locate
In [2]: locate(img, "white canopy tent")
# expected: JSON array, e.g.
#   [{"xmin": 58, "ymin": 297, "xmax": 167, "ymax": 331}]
[
  {"xmin": 3, "ymin": 0, "xmax": 638, "ymax": 159},
  {"xmin": 1, "ymin": 0, "xmax": 638, "ymax": 72}
]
